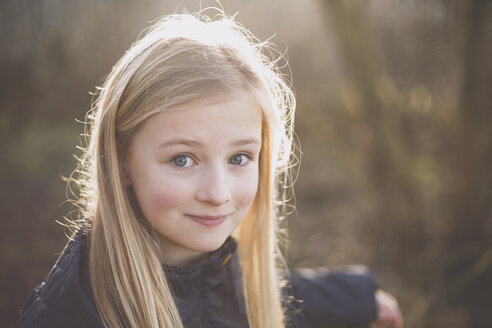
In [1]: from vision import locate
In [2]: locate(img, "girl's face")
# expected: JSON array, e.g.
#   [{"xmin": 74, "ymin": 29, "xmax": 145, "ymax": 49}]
[{"xmin": 126, "ymin": 92, "xmax": 262, "ymax": 268}]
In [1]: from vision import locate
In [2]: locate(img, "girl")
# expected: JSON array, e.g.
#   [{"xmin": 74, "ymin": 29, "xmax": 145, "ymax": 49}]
[{"xmin": 20, "ymin": 9, "xmax": 401, "ymax": 328}]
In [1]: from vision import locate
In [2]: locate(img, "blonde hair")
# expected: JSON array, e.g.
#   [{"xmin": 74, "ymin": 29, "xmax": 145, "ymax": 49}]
[{"xmin": 71, "ymin": 9, "xmax": 295, "ymax": 328}]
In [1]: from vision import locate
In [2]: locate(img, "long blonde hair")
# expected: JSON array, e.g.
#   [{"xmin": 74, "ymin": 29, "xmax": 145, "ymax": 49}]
[{"xmin": 71, "ymin": 9, "xmax": 295, "ymax": 328}]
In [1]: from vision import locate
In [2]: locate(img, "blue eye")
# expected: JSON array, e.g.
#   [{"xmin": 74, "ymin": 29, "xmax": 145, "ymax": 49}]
[
  {"xmin": 229, "ymin": 154, "xmax": 250, "ymax": 166},
  {"xmin": 171, "ymin": 155, "xmax": 195, "ymax": 168}
]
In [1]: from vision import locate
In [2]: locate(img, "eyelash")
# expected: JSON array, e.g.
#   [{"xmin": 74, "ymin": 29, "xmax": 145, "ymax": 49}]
[
  {"xmin": 170, "ymin": 154, "xmax": 196, "ymax": 168},
  {"xmin": 228, "ymin": 153, "xmax": 252, "ymax": 166},
  {"xmin": 169, "ymin": 153, "xmax": 253, "ymax": 168}
]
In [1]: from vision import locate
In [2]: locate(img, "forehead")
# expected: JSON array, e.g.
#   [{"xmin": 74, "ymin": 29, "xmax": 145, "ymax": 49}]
[{"xmin": 137, "ymin": 92, "xmax": 263, "ymax": 143}]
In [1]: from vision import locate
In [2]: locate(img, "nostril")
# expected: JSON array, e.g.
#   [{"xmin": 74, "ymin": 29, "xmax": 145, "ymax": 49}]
[
  {"xmin": 196, "ymin": 168, "xmax": 231, "ymax": 205},
  {"xmin": 196, "ymin": 186, "xmax": 231, "ymax": 206}
]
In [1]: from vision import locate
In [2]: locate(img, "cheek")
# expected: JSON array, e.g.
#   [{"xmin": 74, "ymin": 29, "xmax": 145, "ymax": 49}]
[
  {"xmin": 136, "ymin": 180, "xmax": 190, "ymax": 220},
  {"xmin": 235, "ymin": 170, "xmax": 259, "ymax": 207},
  {"xmin": 151, "ymin": 184, "xmax": 189, "ymax": 212}
]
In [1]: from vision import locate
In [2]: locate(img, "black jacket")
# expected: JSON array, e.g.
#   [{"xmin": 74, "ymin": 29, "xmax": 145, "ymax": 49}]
[{"xmin": 20, "ymin": 232, "xmax": 377, "ymax": 327}]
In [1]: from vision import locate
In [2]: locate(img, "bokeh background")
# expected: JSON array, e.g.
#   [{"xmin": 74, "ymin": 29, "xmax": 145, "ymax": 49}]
[{"xmin": 1, "ymin": 0, "xmax": 491, "ymax": 327}]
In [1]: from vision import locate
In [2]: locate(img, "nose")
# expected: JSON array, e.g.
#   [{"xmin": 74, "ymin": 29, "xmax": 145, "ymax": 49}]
[{"xmin": 196, "ymin": 165, "xmax": 231, "ymax": 206}]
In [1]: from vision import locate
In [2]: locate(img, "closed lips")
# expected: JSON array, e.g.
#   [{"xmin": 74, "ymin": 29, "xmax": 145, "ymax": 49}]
[
  {"xmin": 185, "ymin": 214, "xmax": 230, "ymax": 227},
  {"xmin": 186, "ymin": 215, "xmax": 230, "ymax": 220}
]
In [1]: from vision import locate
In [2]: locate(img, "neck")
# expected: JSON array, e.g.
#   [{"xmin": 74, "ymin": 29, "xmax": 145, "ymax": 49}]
[{"xmin": 157, "ymin": 236, "xmax": 208, "ymax": 269}]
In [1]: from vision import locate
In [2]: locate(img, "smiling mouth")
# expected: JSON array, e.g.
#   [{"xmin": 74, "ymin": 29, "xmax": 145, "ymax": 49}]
[{"xmin": 185, "ymin": 214, "xmax": 229, "ymax": 227}]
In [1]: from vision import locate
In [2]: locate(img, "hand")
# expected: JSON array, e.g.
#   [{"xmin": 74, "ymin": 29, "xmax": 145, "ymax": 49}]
[{"xmin": 371, "ymin": 289, "xmax": 403, "ymax": 328}]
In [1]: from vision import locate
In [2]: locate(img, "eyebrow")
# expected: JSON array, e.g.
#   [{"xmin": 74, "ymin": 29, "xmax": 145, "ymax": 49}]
[
  {"xmin": 159, "ymin": 138, "xmax": 202, "ymax": 148},
  {"xmin": 232, "ymin": 138, "xmax": 262, "ymax": 146},
  {"xmin": 158, "ymin": 138, "xmax": 261, "ymax": 148}
]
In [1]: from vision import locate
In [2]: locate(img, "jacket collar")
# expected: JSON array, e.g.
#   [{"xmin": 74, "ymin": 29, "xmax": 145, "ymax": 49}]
[{"xmin": 163, "ymin": 237, "xmax": 239, "ymax": 297}]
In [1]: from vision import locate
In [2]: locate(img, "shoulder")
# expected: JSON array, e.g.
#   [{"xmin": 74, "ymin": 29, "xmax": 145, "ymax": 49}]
[
  {"xmin": 289, "ymin": 266, "xmax": 378, "ymax": 326},
  {"xmin": 20, "ymin": 231, "xmax": 103, "ymax": 328}
]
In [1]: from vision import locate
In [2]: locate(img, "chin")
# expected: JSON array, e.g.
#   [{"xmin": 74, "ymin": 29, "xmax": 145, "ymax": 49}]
[{"xmin": 191, "ymin": 234, "xmax": 230, "ymax": 253}]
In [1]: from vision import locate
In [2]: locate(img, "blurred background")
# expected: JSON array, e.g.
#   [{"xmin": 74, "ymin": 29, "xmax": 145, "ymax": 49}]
[{"xmin": 1, "ymin": 0, "xmax": 491, "ymax": 327}]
